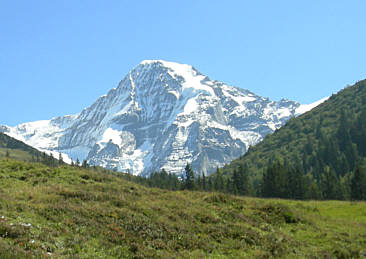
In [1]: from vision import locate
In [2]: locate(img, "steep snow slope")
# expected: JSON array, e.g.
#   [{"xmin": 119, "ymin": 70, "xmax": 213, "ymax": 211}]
[
  {"xmin": 1, "ymin": 60, "xmax": 325, "ymax": 176},
  {"xmin": 295, "ymin": 96, "xmax": 329, "ymax": 115}
]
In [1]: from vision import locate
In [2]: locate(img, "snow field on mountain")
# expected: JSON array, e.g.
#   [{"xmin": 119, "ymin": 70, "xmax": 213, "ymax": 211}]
[{"xmin": 2, "ymin": 60, "xmax": 327, "ymax": 176}]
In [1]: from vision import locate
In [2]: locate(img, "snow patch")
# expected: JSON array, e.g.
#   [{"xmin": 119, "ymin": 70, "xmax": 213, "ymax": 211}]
[
  {"xmin": 141, "ymin": 60, "xmax": 215, "ymax": 96},
  {"xmin": 183, "ymin": 98, "xmax": 199, "ymax": 114},
  {"xmin": 222, "ymin": 88, "xmax": 256, "ymax": 104},
  {"xmin": 7, "ymin": 120, "xmax": 64, "ymax": 150},
  {"xmin": 59, "ymin": 146, "xmax": 91, "ymax": 162},
  {"xmin": 98, "ymin": 128, "xmax": 123, "ymax": 148},
  {"xmin": 295, "ymin": 96, "xmax": 329, "ymax": 115}
]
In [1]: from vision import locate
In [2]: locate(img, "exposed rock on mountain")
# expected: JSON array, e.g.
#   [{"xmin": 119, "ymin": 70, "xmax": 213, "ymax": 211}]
[{"xmin": 2, "ymin": 60, "xmax": 320, "ymax": 176}]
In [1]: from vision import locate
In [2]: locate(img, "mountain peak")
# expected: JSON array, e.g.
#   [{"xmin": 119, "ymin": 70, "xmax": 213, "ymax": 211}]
[
  {"xmin": 137, "ymin": 59, "xmax": 199, "ymax": 77},
  {"xmin": 139, "ymin": 59, "xmax": 192, "ymax": 68},
  {"xmin": 3, "ymin": 60, "xmax": 324, "ymax": 176}
]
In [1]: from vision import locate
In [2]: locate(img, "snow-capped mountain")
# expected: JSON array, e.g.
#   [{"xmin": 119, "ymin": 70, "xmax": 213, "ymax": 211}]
[{"xmin": 1, "ymin": 60, "xmax": 323, "ymax": 176}]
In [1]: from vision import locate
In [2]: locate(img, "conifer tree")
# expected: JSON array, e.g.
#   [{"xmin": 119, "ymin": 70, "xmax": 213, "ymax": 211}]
[
  {"xmin": 262, "ymin": 162, "xmax": 282, "ymax": 197},
  {"xmin": 286, "ymin": 164, "xmax": 305, "ymax": 199},
  {"xmin": 82, "ymin": 160, "xmax": 88, "ymax": 168},
  {"xmin": 320, "ymin": 166, "xmax": 343, "ymax": 200},
  {"xmin": 305, "ymin": 181, "xmax": 322, "ymax": 200},
  {"xmin": 237, "ymin": 165, "xmax": 250, "ymax": 195},
  {"xmin": 48, "ymin": 153, "xmax": 54, "ymax": 167},
  {"xmin": 184, "ymin": 163, "xmax": 195, "ymax": 190},
  {"xmin": 231, "ymin": 169, "xmax": 239, "ymax": 195},
  {"xmin": 197, "ymin": 174, "xmax": 202, "ymax": 190},
  {"xmin": 351, "ymin": 165, "xmax": 366, "ymax": 200},
  {"xmin": 207, "ymin": 177, "xmax": 214, "ymax": 192},
  {"xmin": 202, "ymin": 172, "xmax": 206, "ymax": 191},
  {"xmin": 225, "ymin": 178, "xmax": 232, "ymax": 193},
  {"xmin": 58, "ymin": 153, "xmax": 63, "ymax": 165},
  {"xmin": 214, "ymin": 167, "xmax": 224, "ymax": 191}
]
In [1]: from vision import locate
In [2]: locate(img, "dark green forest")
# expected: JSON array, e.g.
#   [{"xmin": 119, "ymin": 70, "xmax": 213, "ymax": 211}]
[{"xmin": 224, "ymin": 80, "xmax": 366, "ymax": 200}]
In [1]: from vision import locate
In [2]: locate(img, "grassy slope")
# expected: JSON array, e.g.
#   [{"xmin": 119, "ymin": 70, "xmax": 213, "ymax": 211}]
[
  {"xmin": 0, "ymin": 159, "xmax": 365, "ymax": 258},
  {"xmin": 0, "ymin": 132, "xmax": 56, "ymax": 163},
  {"xmin": 0, "ymin": 133, "xmax": 39, "ymax": 154},
  {"xmin": 0, "ymin": 148, "xmax": 34, "ymax": 162}
]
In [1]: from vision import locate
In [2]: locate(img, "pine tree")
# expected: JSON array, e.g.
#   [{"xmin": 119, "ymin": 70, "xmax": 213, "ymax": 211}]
[
  {"xmin": 281, "ymin": 158, "xmax": 305, "ymax": 199},
  {"xmin": 5, "ymin": 150, "xmax": 10, "ymax": 158},
  {"xmin": 58, "ymin": 153, "xmax": 63, "ymax": 165},
  {"xmin": 262, "ymin": 162, "xmax": 283, "ymax": 197},
  {"xmin": 207, "ymin": 177, "xmax": 214, "ymax": 192},
  {"xmin": 76, "ymin": 158, "xmax": 80, "ymax": 167},
  {"xmin": 214, "ymin": 167, "xmax": 224, "ymax": 191},
  {"xmin": 320, "ymin": 166, "xmax": 343, "ymax": 200},
  {"xmin": 305, "ymin": 135, "xmax": 313, "ymax": 155},
  {"xmin": 351, "ymin": 110, "xmax": 366, "ymax": 156},
  {"xmin": 262, "ymin": 161, "xmax": 289, "ymax": 198},
  {"xmin": 351, "ymin": 165, "xmax": 366, "ymax": 200},
  {"xmin": 337, "ymin": 110, "xmax": 358, "ymax": 172},
  {"xmin": 305, "ymin": 181, "xmax": 321, "ymax": 200},
  {"xmin": 49, "ymin": 153, "xmax": 55, "ymax": 167},
  {"xmin": 82, "ymin": 160, "xmax": 88, "ymax": 168},
  {"xmin": 202, "ymin": 172, "xmax": 206, "ymax": 191},
  {"xmin": 225, "ymin": 178, "xmax": 233, "ymax": 193},
  {"xmin": 237, "ymin": 165, "xmax": 250, "ymax": 195},
  {"xmin": 197, "ymin": 174, "xmax": 202, "ymax": 190},
  {"xmin": 231, "ymin": 169, "xmax": 239, "ymax": 195},
  {"xmin": 262, "ymin": 164, "xmax": 276, "ymax": 197},
  {"xmin": 184, "ymin": 163, "xmax": 195, "ymax": 190}
]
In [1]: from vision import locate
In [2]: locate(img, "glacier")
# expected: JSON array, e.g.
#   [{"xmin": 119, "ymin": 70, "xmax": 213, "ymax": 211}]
[{"xmin": 1, "ymin": 60, "xmax": 325, "ymax": 176}]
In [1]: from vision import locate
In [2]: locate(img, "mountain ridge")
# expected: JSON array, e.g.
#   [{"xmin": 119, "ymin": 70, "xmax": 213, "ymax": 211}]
[{"xmin": 1, "ymin": 60, "xmax": 324, "ymax": 176}]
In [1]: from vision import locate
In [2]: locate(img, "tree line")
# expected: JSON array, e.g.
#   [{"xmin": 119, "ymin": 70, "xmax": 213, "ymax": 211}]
[
  {"xmin": 29, "ymin": 152, "xmax": 90, "ymax": 169},
  {"xmin": 126, "ymin": 160, "xmax": 366, "ymax": 201},
  {"xmin": 260, "ymin": 160, "xmax": 366, "ymax": 200},
  {"xmin": 19, "ymin": 149, "xmax": 366, "ymax": 201}
]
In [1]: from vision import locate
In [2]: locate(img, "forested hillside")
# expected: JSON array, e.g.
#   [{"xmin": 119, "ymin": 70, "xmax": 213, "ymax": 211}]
[
  {"xmin": 0, "ymin": 132, "xmax": 61, "ymax": 166},
  {"xmin": 219, "ymin": 79, "xmax": 366, "ymax": 200},
  {"xmin": 0, "ymin": 132, "xmax": 39, "ymax": 154}
]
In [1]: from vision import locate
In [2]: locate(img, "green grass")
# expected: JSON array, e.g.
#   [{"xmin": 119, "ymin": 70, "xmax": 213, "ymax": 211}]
[
  {"xmin": 0, "ymin": 148, "xmax": 34, "ymax": 162},
  {"xmin": 0, "ymin": 158, "xmax": 365, "ymax": 258}
]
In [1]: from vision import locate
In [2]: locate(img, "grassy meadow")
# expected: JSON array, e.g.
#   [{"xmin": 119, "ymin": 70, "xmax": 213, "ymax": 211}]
[{"xmin": 0, "ymin": 158, "xmax": 365, "ymax": 258}]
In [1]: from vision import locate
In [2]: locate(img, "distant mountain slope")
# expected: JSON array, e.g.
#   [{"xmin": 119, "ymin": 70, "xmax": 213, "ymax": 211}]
[
  {"xmin": 0, "ymin": 132, "xmax": 39, "ymax": 153},
  {"xmin": 0, "ymin": 132, "xmax": 43, "ymax": 161},
  {"xmin": 2, "ymin": 60, "xmax": 323, "ymax": 176},
  {"xmin": 224, "ymin": 79, "xmax": 366, "ymax": 179},
  {"xmin": 0, "ymin": 132, "xmax": 60, "ymax": 165}
]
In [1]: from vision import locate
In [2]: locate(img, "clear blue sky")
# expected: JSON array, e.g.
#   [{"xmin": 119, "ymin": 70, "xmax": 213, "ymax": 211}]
[{"xmin": 1, "ymin": 0, "xmax": 365, "ymax": 126}]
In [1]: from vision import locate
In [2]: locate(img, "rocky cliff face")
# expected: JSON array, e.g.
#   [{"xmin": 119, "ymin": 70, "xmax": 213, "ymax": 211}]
[{"xmin": 2, "ymin": 60, "xmax": 316, "ymax": 176}]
